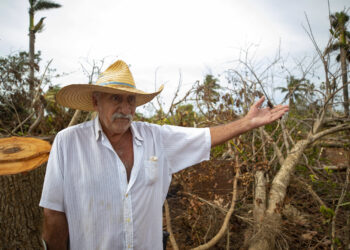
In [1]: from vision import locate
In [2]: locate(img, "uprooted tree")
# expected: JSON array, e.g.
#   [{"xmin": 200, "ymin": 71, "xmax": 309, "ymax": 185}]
[{"xmin": 143, "ymin": 13, "xmax": 350, "ymax": 250}]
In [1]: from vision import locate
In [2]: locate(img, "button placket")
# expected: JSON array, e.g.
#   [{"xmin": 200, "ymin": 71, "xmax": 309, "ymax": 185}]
[{"xmin": 124, "ymin": 192, "xmax": 133, "ymax": 249}]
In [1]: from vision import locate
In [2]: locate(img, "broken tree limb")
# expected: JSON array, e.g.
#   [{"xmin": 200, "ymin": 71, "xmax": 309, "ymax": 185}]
[
  {"xmin": 68, "ymin": 110, "xmax": 81, "ymax": 127},
  {"xmin": 262, "ymin": 129, "xmax": 285, "ymax": 166},
  {"xmin": 253, "ymin": 170, "xmax": 267, "ymax": 223},
  {"xmin": 267, "ymin": 138, "xmax": 312, "ymax": 215},
  {"xmin": 164, "ymin": 200, "xmax": 179, "ymax": 250}
]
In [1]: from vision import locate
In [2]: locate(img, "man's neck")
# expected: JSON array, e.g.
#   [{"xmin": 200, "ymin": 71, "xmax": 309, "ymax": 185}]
[
  {"xmin": 108, "ymin": 129, "xmax": 132, "ymax": 145},
  {"xmin": 99, "ymin": 119, "xmax": 132, "ymax": 145}
]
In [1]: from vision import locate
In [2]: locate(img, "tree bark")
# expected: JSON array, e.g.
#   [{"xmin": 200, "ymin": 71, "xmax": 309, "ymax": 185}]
[
  {"xmin": 0, "ymin": 164, "xmax": 46, "ymax": 249},
  {"xmin": 247, "ymin": 139, "xmax": 311, "ymax": 250},
  {"xmin": 267, "ymin": 139, "xmax": 311, "ymax": 215},
  {"xmin": 340, "ymin": 45, "xmax": 349, "ymax": 117},
  {"xmin": 28, "ymin": 102, "xmax": 44, "ymax": 135},
  {"xmin": 29, "ymin": 29, "xmax": 35, "ymax": 96},
  {"xmin": 253, "ymin": 170, "xmax": 266, "ymax": 223}
]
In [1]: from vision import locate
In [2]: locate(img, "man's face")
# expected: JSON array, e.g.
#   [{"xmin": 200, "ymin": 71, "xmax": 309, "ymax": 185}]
[{"xmin": 93, "ymin": 92, "xmax": 136, "ymax": 136}]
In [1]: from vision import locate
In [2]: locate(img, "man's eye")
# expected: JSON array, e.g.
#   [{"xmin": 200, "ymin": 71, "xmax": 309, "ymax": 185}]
[{"xmin": 128, "ymin": 96, "xmax": 136, "ymax": 104}]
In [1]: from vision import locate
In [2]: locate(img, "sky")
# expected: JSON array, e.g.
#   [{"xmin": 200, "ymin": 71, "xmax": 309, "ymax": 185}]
[{"xmin": 0, "ymin": 0, "xmax": 349, "ymax": 112}]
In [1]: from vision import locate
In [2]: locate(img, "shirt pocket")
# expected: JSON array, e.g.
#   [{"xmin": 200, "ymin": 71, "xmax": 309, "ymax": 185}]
[{"xmin": 144, "ymin": 158, "xmax": 158, "ymax": 185}]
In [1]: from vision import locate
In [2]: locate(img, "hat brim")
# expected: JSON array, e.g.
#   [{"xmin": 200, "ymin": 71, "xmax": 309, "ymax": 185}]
[{"xmin": 56, "ymin": 84, "xmax": 164, "ymax": 111}]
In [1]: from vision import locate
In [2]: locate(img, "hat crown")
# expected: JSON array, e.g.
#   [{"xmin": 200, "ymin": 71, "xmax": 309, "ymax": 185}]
[{"xmin": 96, "ymin": 60, "xmax": 136, "ymax": 88}]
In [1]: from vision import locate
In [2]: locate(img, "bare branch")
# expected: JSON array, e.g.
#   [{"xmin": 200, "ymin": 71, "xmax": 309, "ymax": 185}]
[
  {"xmin": 311, "ymin": 123, "xmax": 350, "ymax": 142},
  {"xmin": 164, "ymin": 200, "xmax": 179, "ymax": 250},
  {"xmin": 331, "ymin": 164, "xmax": 350, "ymax": 250},
  {"xmin": 261, "ymin": 129, "xmax": 285, "ymax": 166}
]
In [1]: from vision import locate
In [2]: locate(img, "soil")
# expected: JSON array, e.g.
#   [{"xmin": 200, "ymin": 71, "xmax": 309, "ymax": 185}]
[{"xmin": 163, "ymin": 147, "xmax": 350, "ymax": 250}]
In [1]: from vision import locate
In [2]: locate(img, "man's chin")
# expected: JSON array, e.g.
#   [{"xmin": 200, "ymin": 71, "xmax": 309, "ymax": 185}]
[{"xmin": 113, "ymin": 118, "xmax": 131, "ymax": 123}]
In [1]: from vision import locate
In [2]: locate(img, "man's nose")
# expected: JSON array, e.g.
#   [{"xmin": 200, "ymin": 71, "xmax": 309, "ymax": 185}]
[{"xmin": 118, "ymin": 100, "xmax": 131, "ymax": 114}]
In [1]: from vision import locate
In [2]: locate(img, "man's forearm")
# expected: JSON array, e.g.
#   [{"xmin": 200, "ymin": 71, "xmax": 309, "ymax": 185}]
[
  {"xmin": 210, "ymin": 116, "xmax": 254, "ymax": 147},
  {"xmin": 42, "ymin": 236, "xmax": 68, "ymax": 250},
  {"xmin": 42, "ymin": 209, "xmax": 69, "ymax": 250}
]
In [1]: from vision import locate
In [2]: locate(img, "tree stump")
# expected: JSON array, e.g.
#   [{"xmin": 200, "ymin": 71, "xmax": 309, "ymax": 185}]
[{"xmin": 0, "ymin": 137, "xmax": 51, "ymax": 249}]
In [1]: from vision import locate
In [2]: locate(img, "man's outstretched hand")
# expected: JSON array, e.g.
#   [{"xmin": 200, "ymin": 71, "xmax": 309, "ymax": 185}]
[
  {"xmin": 245, "ymin": 96, "xmax": 289, "ymax": 129},
  {"xmin": 210, "ymin": 96, "xmax": 289, "ymax": 147}
]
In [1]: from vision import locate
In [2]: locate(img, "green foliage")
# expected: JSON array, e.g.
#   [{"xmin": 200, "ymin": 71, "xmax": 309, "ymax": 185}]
[
  {"xmin": 0, "ymin": 51, "xmax": 71, "ymax": 135},
  {"xmin": 41, "ymin": 85, "xmax": 75, "ymax": 134},
  {"xmin": 195, "ymin": 74, "xmax": 222, "ymax": 117},
  {"xmin": 210, "ymin": 144, "xmax": 226, "ymax": 158},
  {"xmin": 323, "ymin": 166, "xmax": 334, "ymax": 175},
  {"xmin": 275, "ymin": 75, "xmax": 314, "ymax": 113},
  {"xmin": 0, "ymin": 51, "xmax": 40, "ymax": 131},
  {"xmin": 33, "ymin": 0, "xmax": 62, "ymax": 12},
  {"xmin": 309, "ymin": 174, "xmax": 316, "ymax": 182},
  {"xmin": 319, "ymin": 205, "xmax": 334, "ymax": 220}
]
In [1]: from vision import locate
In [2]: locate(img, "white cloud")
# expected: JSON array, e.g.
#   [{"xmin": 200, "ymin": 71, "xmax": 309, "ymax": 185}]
[{"xmin": 0, "ymin": 0, "xmax": 349, "ymax": 108}]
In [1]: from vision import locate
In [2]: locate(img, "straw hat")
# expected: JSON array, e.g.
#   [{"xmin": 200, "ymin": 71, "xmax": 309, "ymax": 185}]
[{"xmin": 56, "ymin": 60, "xmax": 164, "ymax": 111}]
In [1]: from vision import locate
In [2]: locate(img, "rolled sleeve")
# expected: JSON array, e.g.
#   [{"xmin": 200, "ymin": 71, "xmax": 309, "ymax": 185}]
[
  {"xmin": 160, "ymin": 125, "xmax": 211, "ymax": 174},
  {"xmin": 39, "ymin": 134, "xmax": 64, "ymax": 212}
]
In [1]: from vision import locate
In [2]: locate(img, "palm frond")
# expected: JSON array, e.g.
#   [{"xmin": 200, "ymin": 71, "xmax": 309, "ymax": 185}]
[
  {"xmin": 346, "ymin": 31, "xmax": 350, "ymax": 39},
  {"xmin": 346, "ymin": 52, "xmax": 350, "ymax": 62},
  {"xmin": 274, "ymin": 86, "xmax": 288, "ymax": 93},
  {"xmin": 34, "ymin": 0, "xmax": 61, "ymax": 11},
  {"xmin": 336, "ymin": 54, "xmax": 341, "ymax": 62},
  {"xmin": 29, "ymin": 0, "xmax": 37, "ymax": 7},
  {"xmin": 325, "ymin": 43, "xmax": 340, "ymax": 54}
]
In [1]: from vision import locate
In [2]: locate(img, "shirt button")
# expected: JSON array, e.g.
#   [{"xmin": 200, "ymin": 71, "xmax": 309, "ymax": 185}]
[
  {"xmin": 126, "ymin": 218, "xmax": 130, "ymax": 222},
  {"xmin": 128, "ymin": 244, "xmax": 131, "ymax": 248},
  {"xmin": 125, "ymin": 193, "xmax": 128, "ymax": 198}
]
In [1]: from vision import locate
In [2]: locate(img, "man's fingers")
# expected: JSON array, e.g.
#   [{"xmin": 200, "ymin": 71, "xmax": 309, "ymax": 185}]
[
  {"xmin": 271, "ymin": 105, "xmax": 289, "ymax": 112},
  {"xmin": 271, "ymin": 107, "xmax": 289, "ymax": 120},
  {"xmin": 254, "ymin": 96, "xmax": 265, "ymax": 108}
]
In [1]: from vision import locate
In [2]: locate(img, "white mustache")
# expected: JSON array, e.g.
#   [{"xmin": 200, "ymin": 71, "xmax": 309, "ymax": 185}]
[{"xmin": 111, "ymin": 113, "xmax": 133, "ymax": 122}]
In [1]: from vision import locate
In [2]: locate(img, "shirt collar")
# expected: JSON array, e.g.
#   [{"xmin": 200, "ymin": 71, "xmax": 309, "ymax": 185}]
[
  {"xmin": 94, "ymin": 115, "xmax": 103, "ymax": 141},
  {"xmin": 130, "ymin": 122, "xmax": 143, "ymax": 146},
  {"xmin": 93, "ymin": 116, "xmax": 143, "ymax": 145}
]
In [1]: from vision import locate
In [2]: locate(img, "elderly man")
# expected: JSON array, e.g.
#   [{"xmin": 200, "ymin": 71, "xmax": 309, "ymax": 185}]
[{"xmin": 40, "ymin": 60, "xmax": 288, "ymax": 250}]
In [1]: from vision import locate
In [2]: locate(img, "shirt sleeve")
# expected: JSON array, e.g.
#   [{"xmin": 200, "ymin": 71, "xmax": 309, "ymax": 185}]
[
  {"xmin": 39, "ymin": 133, "xmax": 65, "ymax": 212},
  {"xmin": 159, "ymin": 125, "xmax": 211, "ymax": 174}
]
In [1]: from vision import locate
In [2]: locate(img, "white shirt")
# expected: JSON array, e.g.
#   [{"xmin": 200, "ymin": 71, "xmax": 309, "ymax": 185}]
[{"xmin": 40, "ymin": 117, "xmax": 211, "ymax": 250}]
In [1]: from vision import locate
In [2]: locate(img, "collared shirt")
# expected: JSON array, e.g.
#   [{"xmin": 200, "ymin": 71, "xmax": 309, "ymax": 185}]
[{"xmin": 40, "ymin": 117, "xmax": 211, "ymax": 250}]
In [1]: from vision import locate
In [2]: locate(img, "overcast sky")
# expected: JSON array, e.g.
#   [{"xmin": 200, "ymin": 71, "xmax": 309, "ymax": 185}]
[{"xmin": 0, "ymin": 0, "xmax": 349, "ymax": 110}]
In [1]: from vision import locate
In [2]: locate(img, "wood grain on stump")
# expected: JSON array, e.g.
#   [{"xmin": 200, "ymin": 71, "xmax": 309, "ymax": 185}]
[
  {"xmin": 0, "ymin": 137, "xmax": 51, "ymax": 249},
  {"xmin": 0, "ymin": 137, "xmax": 51, "ymax": 175}
]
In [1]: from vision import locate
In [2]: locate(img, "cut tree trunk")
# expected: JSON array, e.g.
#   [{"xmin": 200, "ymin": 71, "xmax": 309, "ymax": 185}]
[
  {"xmin": 0, "ymin": 164, "xmax": 46, "ymax": 248},
  {"xmin": 0, "ymin": 137, "xmax": 51, "ymax": 248}
]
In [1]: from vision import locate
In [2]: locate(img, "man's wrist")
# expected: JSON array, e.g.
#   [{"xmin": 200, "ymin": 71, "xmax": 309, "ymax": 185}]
[{"xmin": 242, "ymin": 115, "xmax": 256, "ymax": 131}]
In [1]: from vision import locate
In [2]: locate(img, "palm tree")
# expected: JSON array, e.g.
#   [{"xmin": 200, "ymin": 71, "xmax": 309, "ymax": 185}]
[
  {"xmin": 195, "ymin": 74, "xmax": 221, "ymax": 119},
  {"xmin": 325, "ymin": 11, "xmax": 350, "ymax": 117},
  {"xmin": 275, "ymin": 76, "xmax": 311, "ymax": 112},
  {"xmin": 28, "ymin": 0, "xmax": 61, "ymax": 94}
]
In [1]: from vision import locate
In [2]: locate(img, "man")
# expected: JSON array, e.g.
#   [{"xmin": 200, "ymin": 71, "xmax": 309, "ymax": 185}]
[{"xmin": 40, "ymin": 60, "xmax": 288, "ymax": 250}]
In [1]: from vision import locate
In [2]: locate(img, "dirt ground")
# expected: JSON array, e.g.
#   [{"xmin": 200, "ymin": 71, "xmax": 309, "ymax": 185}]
[{"xmin": 163, "ymin": 147, "xmax": 350, "ymax": 249}]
